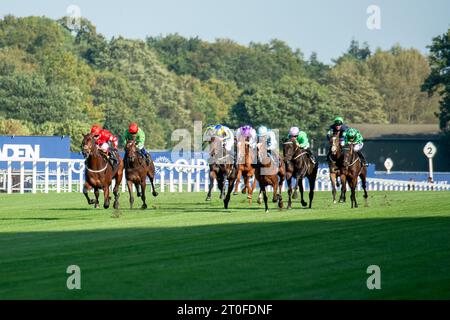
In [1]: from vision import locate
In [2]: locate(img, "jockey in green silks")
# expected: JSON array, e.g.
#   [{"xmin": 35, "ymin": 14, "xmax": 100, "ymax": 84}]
[
  {"xmin": 124, "ymin": 122, "xmax": 151, "ymax": 165},
  {"xmin": 287, "ymin": 126, "xmax": 316, "ymax": 164},
  {"xmin": 341, "ymin": 128, "xmax": 368, "ymax": 167}
]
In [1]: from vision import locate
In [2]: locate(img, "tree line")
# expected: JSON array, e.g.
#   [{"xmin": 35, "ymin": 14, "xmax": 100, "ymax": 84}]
[{"xmin": 0, "ymin": 15, "xmax": 447, "ymax": 150}]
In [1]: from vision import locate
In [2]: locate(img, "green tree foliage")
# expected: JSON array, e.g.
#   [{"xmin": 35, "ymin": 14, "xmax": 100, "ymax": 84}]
[
  {"xmin": 229, "ymin": 76, "xmax": 334, "ymax": 142},
  {"xmin": 148, "ymin": 36, "xmax": 306, "ymax": 88},
  {"xmin": 367, "ymin": 46, "xmax": 440, "ymax": 124},
  {"xmin": 422, "ymin": 29, "xmax": 450, "ymax": 137},
  {"xmin": 0, "ymin": 15, "xmax": 442, "ymax": 151},
  {"xmin": 327, "ymin": 59, "xmax": 387, "ymax": 123}
]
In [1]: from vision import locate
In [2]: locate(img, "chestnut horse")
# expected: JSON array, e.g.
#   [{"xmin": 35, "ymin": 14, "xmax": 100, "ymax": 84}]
[
  {"xmin": 283, "ymin": 140, "xmax": 318, "ymax": 209},
  {"xmin": 124, "ymin": 140, "xmax": 159, "ymax": 209},
  {"xmin": 341, "ymin": 143, "xmax": 368, "ymax": 208},
  {"xmin": 255, "ymin": 146, "xmax": 285, "ymax": 213},
  {"xmin": 205, "ymin": 136, "xmax": 238, "ymax": 209},
  {"xmin": 233, "ymin": 139, "xmax": 257, "ymax": 202},
  {"xmin": 81, "ymin": 134, "xmax": 124, "ymax": 209}
]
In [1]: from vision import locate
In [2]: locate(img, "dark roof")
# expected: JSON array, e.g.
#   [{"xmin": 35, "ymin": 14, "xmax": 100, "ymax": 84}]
[{"xmin": 350, "ymin": 124, "xmax": 441, "ymax": 140}]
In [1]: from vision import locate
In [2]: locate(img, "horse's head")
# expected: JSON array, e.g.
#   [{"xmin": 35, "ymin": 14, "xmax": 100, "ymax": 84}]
[
  {"xmin": 81, "ymin": 134, "xmax": 95, "ymax": 159},
  {"xmin": 125, "ymin": 139, "xmax": 137, "ymax": 162},
  {"xmin": 209, "ymin": 136, "xmax": 225, "ymax": 158},
  {"xmin": 283, "ymin": 139, "xmax": 298, "ymax": 162},
  {"xmin": 343, "ymin": 143, "xmax": 354, "ymax": 167},
  {"xmin": 330, "ymin": 136, "xmax": 341, "ymax": 156}
]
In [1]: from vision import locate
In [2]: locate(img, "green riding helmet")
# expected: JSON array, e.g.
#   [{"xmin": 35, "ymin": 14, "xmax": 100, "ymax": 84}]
[
  {"xmin": 334, "ymin": 116, "xmax": 344, "ymax": 125},
  {"xmin": 346, "ymin": 128, "xmax": 358, "ymax": 139}
]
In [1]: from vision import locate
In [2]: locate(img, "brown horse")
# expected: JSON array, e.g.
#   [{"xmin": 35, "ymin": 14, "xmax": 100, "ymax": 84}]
[
  {"xmin": 255, "ymin": 146, "xmax": 285, "ymax": 213},
  {"xmin": 81, "ymin": 134, "xmax": 124, "ymax": 209},
  {"xmin": 205, "ymin": 137, "xmax": 238, "ymax": 209},
  {"xmin": 283, "ymin": 140, "xmax": 318, "ymax": 209},
  {"xmin": 124, "ymin": 140, "xmax": 159, "ymax": 209},
  {"xmin": 341, "ymin": 143, "xmax": 368, "ymax": 208},
  {"xmin": 233, "ymin": 139, "xmax": 257, "ymax": 202},
  {"xmin": 328, "ymin": 135, "xmax": 346, "ymax": 204}
]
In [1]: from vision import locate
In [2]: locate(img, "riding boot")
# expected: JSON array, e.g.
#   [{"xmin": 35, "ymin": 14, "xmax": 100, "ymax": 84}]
[
  {"xmin": 357, "ymin": 151, "xmax": 368, "ymax": 167},
  {"xmin": 109, "ymin": 151, "xmax": 118, "ymax": 169}
]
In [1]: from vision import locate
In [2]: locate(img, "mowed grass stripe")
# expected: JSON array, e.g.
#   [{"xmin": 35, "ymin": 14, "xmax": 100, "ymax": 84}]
[{"xmin": 0, "ymin": 192, "xmax": 449, "ymax": 299}]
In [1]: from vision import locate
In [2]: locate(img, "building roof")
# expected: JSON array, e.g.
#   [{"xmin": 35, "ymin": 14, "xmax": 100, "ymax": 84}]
[{"xmin": 350, "ymin": 124, "xmax": 441, "ymax": 140}]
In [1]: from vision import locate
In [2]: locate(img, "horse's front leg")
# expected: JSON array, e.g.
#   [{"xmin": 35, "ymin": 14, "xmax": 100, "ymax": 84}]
[
  {"xmin": 113, "ymin": 177, "xmax": 121, "ymax": 210},
  {"xmin": 339, "ymin": 174, "xmax": 347, "ymax": 203},
  {"xmin": 330, "ymin": 172, "xmax": 337, "ymax": 204},
  {"xmin": 218, "ymin": 176, "xmax": 225, "ymax": 200},
  {"xmin": 206, "ymin": 171, "xmax": 215, "ymax": 201},
  {"xmin": 140, "ymin": 181, "xmax": 147, "ymax": 210},
  {"xmin": 298, "ymin": 176, "xmax": 307, "ymax": 207},
  {"xmin": 224, "ymin": 177, "xmax": 236, "ymax": 209},
  {"xmin": 103, "ymin": 184, "xmax": 111, "ymax": 209},
  {"xmin": 127, "ymin": 180, "xmax": 134, "ymax": 209},
  {"xmin": 307, "ymin": 173, "xmax": 316, "ymax": 209},
  {"xmin": 83, "ymin": 182, "xmax": 95, "ymax": 205},
  {"xmin": 262, "ymin": 186, "xmax": 269, "ymax": 213},
  {"xmin": 287, "ymin": 175, "xmax": 293, "ymax": 209},
  {"xmin": 94, "ymin": 188, "xmax": 100, "ymax": 209},
  {"xmin": 147, "ymin": 172, "xmax": 159, "ymax": 197},
  {"xmin": 234, "ymin": 169, "xmax": 242, "ymax": 195}
]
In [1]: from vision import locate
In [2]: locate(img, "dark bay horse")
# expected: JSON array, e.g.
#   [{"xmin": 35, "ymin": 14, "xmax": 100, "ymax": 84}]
[
  {"xmin": 124, "ymin": 140, "xmax": 158, "ymax": 209},
  {"xmin": 81, "ymin": 134, "xmax": 124, "ymax": 209},
  {"xmin": 328, "ymin": 135, "xmax": 346, "ymax": 204},
  {"xmin": 205, "ymin": 137, "xmax": 238, "ymax": 209},
  {"xmin": 233, "ymin": 139, "xmax": 257, "ymax": 203},
  {"xmin": 283, "ymin": 140, "xmax": 318, "ymax": 209},
  {"xmin": 254, "ymin": 146, "xmax": 285, "ymax": 213},
  {"xmin": 341, "ymin": 143, "xmax": 368, "ymax": 208}
]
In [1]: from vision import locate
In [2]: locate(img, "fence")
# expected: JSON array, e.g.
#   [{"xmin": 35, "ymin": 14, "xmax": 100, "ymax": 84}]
[{"xmin": 1, "ymin": 158, "xmax": 449, "ymax": 194}]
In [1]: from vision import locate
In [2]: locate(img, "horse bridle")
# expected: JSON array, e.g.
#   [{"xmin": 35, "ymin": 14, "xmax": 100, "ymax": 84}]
[{"xmin": 82, "ymin": 135, "xmax": 109, "ymax": 173}]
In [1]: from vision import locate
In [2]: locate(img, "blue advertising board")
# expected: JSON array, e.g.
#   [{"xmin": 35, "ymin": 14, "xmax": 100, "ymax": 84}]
[{"xmin": 0, "ymin": 136, "xmax": 71, "ymax": 171}]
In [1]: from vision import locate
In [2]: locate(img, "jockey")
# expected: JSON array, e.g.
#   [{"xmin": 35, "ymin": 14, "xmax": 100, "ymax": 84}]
[
  {"xmin": 327, "ymin": 116, "xmax": 349, "ymax": 141},
  {"xmin": 124, "ymin": 122, "xmax": 151, "ymax": 165},
  {"xmin": 214, "ymin": 124, "xmax": 235, "ymax": 153},
  {"xmin": 90, "ymin": 125, "xmax": 119, "ymax": 168},
  {"xmin": 287, "ymin": 126, "xmax": 316, "ymax": 164},
  {"xmin": 235, "ymin": 125, "xmax": 257, "ymax": 148},
  {"xmin": 203, "ymin": 124, "xmax": 217, "ymax": 144},
  {"xmin": 341, "ymin": 128, "xmax": 368, "ymax": 167},
  {"xmin": 257, "ymin": 126, "xmax": 278, "ymax": 159}
]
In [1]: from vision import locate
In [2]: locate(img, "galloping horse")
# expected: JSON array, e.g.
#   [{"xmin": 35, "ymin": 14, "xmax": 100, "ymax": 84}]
[
  {"xmin": 254, "ymin": 146, "xmax": 285, "ymax": 213},
  {"xmin": 233, "ymin": 139, "xmax": 257, "ymax": 203},
  {"xmin": 124, "ymin": 140, "xmax": 158, "ymax": 209},
  {"xmin": 283, "ymin": 140, "xmax": 318, "ymax": 209},
  {"xmin": 81, "ymin": 134, "xmax": 124, "ymax": 209},
  {"xmin": 328, "ymin": 135, "xmax": 345, "ymax": 204},
  {"xmin": 205, "ymin": 136, "xmax": 238, "ymax": 209},
  {"xmin": 341, "ymin": 143, "xmax": 368, "ymax": 208}
]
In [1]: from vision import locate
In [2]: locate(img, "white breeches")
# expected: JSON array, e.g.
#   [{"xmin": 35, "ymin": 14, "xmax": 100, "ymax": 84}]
[
  {"xmin": 354, "ymin": 143, "xmax": 364, "ymax": 152},
  {"xmin": 100, "ymin": 143, "xmax": 110, "ymax": 152}
]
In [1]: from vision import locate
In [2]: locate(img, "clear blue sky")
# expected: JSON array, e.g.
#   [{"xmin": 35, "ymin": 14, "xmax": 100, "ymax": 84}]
[{"xmin": 1, "ymin": 0, "xmax": 449, "ymax": 63}]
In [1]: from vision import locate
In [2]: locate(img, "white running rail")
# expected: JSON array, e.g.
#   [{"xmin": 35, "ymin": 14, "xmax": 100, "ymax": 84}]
[{"xmin": 0, "ymin": 158, "xmax": 449, "ymax": 194}]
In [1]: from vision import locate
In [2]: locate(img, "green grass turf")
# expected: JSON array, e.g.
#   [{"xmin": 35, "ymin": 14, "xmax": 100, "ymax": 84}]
[{"xmin": 0, "ymin": 190, "xmax": 449, "ymax": 300}]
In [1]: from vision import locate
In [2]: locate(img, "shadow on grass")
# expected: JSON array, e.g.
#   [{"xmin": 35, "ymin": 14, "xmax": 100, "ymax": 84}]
[{"xmin": 0, "ymin": 216, "xmax": 450, "ymax": 300}]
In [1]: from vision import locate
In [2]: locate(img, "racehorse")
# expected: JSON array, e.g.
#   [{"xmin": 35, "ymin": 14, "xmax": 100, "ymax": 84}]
[
  {"xmin": 205, "ymin": 136, "xmax": 238, "ymax": 209},
  {"xmin": 341, "ymin": 143, "xmax": 368, "ymax": 208},
  {"xmin": 233, "ymin": 139, "xmax": 257, "ymax": 203},
  {"xmin": 81, "ymin": 134, "xmax": 124, "ymax": 209},
  {"xmin": 124, "ymin": 140, "xmax": 158, "ymax": 209},
  {"xmin": 254, "ymin": 146, "xmax": 285, "ymax": 213},
  {"xmin": 328, "ymin": 135, "xmax": 345, "ymax": 204},
  {"xmin": 283, "ymin": 140, "xmax": 318, "ymax": 209}
]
